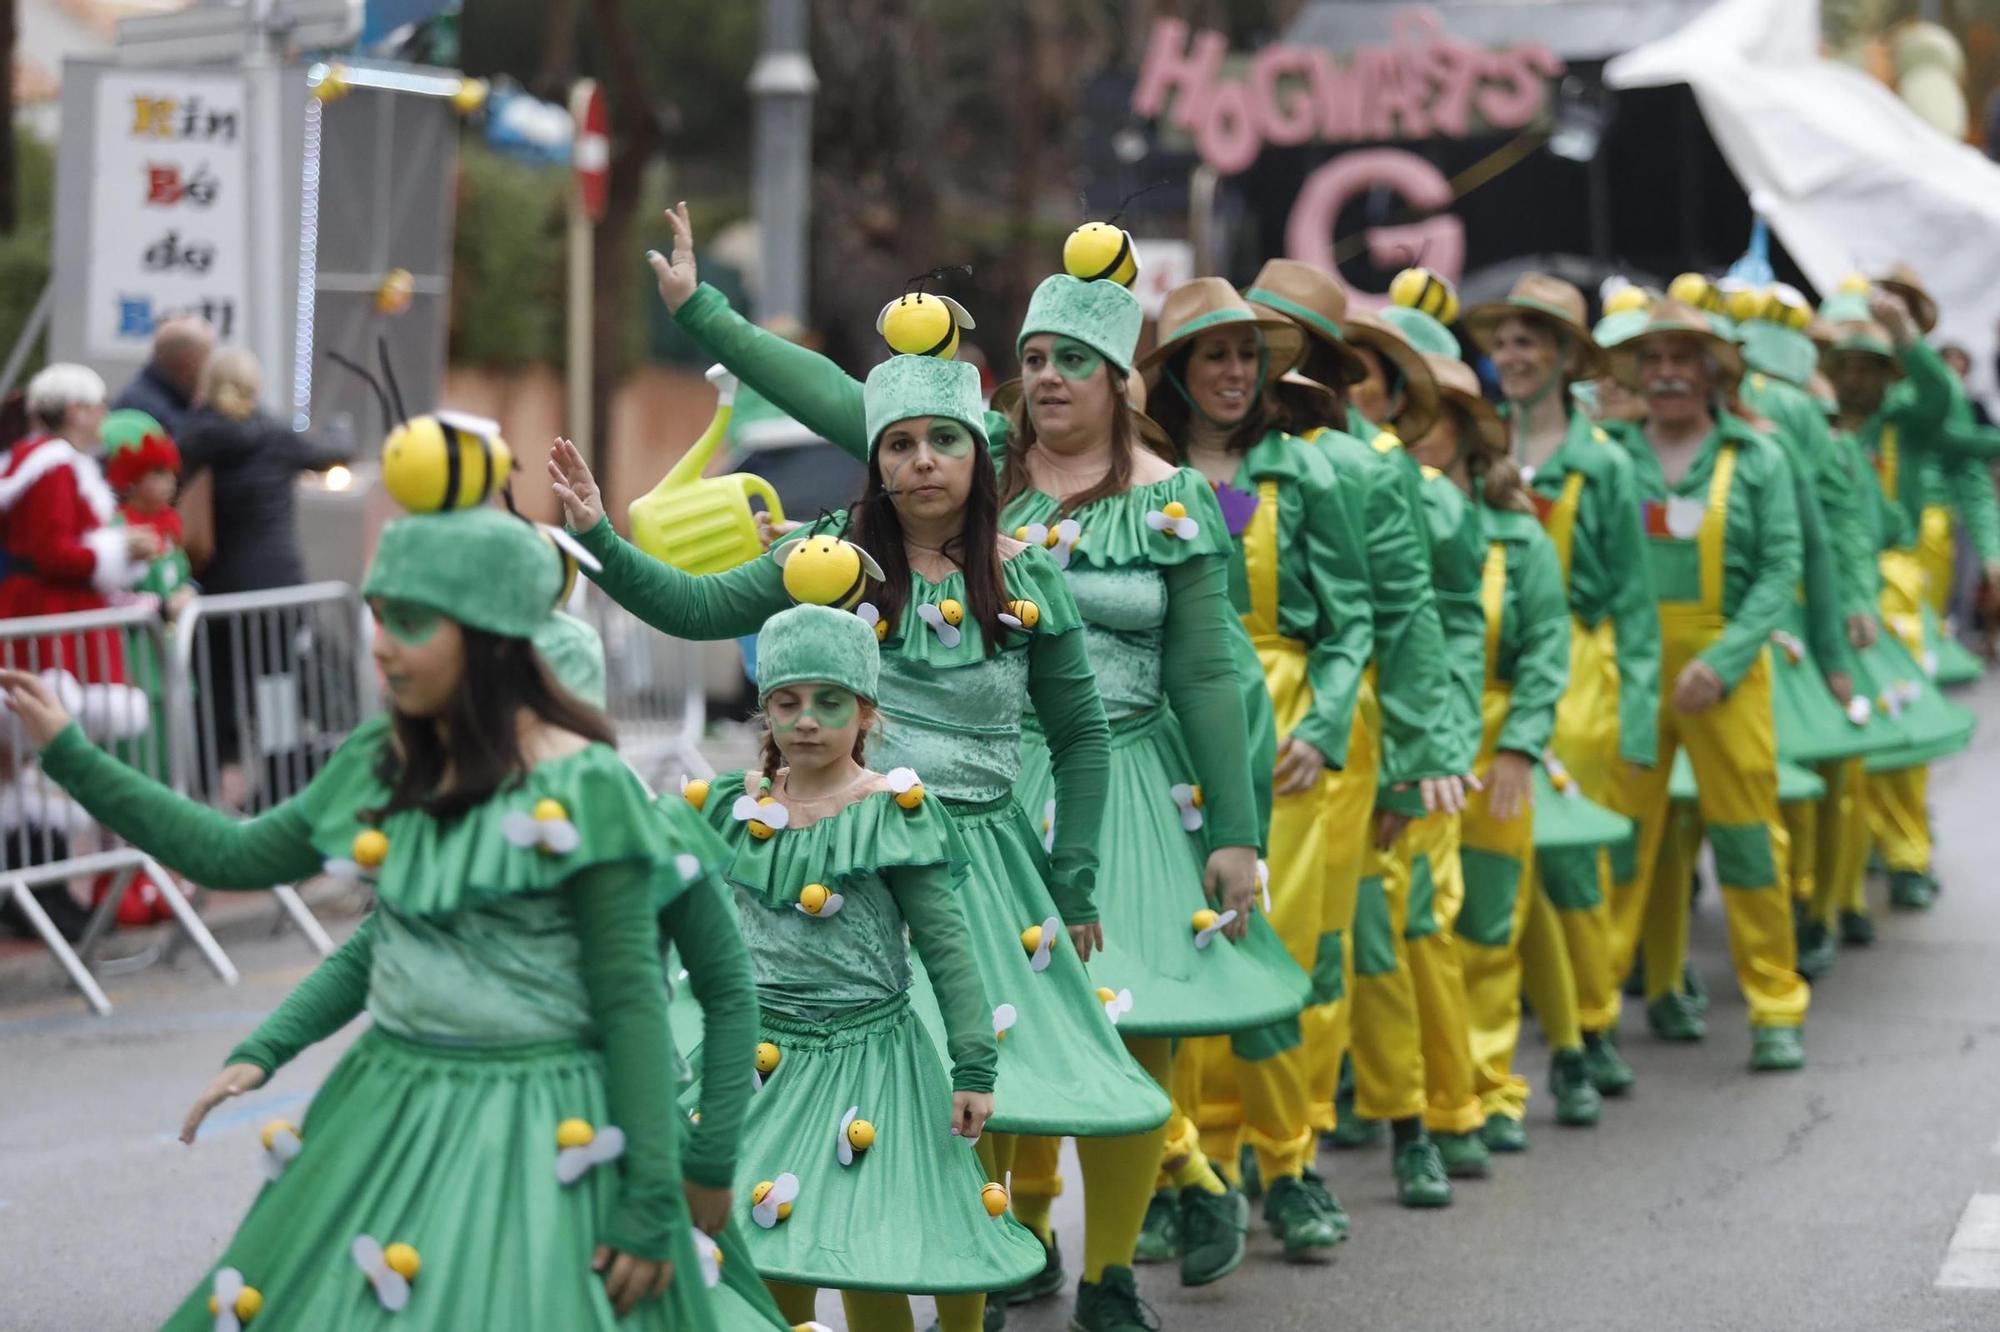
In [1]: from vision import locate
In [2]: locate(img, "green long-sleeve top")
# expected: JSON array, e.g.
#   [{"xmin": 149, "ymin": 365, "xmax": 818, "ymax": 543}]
[
  {"xmin": 1850, "ymin": 339, "xmax": 1956, "ymax": 547},
  {"xmin": 1480, "ymin": 504, "xmax": 1572, "ymax": 757},
  {"xmin": 1223, "ymin": 428, "xmax": 1373, "ymax": 766},
  {"xmin": 1739, "ymin": 376, "xmax": 1855, "ymax": 676},
  {"xmin": 1814, "ymin": 400, "xmax": 1891, "ymax": 619},
  {"xmin": 223, "ymin": 870, "xmax": 759, "ymax": 1192},
  {"xmin": 1413, "ymin": 458, "xmax": 1488, "ymax": 773},
  {"xmin": 668, "ymin": 281, "xmax": 1259, "ymax": 852},
  {"xmin": 1523, "ymin": 410, "xmax": 1661, "ymax": 768},
  {"xmin": 1932, "ymin": 388, "xmax": 2000, "ymax": 560},
  {"xmin": 573, "ymin": 517, "xmax": 1112, "ymax": 925},
  {"xmin": 1307, "ymin": 425, "xmax": 1458, "ymax": 787},
  {"xmin": 1610, "ymin": 414, "xmax": 1804, "ymax": 690},
  {"xmin": 38, "ymin": 722, "xmax": 700, "ymax": 1262}
]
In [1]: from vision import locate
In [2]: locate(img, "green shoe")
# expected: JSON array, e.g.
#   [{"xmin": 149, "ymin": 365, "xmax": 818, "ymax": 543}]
[
  {"xmin": 1176, "ymin": 1184, "xmax": 1249, "ymax": 1287},
  {"xmin": 1647, "ymin": 991, "xmax": 1707, "ymax": 1042},
  {"xmin": 1131, "ymin": 1190, "xmax": 1179, "ymax": 1264},
  {"xmin": 1796, "ymin": 919, "xmax": 1836, "ymax": 980},
  {"xmin": 1302, "ymin": 1166, "xmax": 1350, "ymax": 1242},
  {"xmin": 1264, "ymin": 1172, "xmax": 1340, "ymax": 1260},
  {"xmin": 1749, "ymin": 1024, "xmax": 1805, "ymax": 1072},
  {"xmin": 1432, "ymin": 1129, "xmax": 1490, "ymax": 1177},
  {"xmin": 1549, "ymin": 1047, "xmax": 1603, "ymax": 1126},
  {"xmin": 1069, "ymin": 1264, "xmax": 1160, "ymax": 1332},
  {"xmin": 986, "ymin": 1293, "xmax": 1008, "ymax": 1332},
  {"xmin": 1480, "ymin": 1114, "xmax": 1528, "ymax": 1153},
  {"xmin": 1000, "ymin": 1229, "xmax": 1065, "ymax": 1305},
  {"xmin": 1326, "ymin": 1094, "xmax": 1385, "ymax": 1149},
  {"xmin": 1622, "ymin": 955, "xmax": 1645, "ymax": 997},
  {"xmin": 1889, "ymin": 870, "xmax": 1936, "ymax": 911},
  {"xmin": 1392, "ymin": 1137, "xmax": 1454, "ymax": 1207},
  {"xmin": 1237, "ymin": 1143, "xmax": 1262, "ymax": 1201},
  {"xmin": 1683, "ymin": 963, "xmax": 1710, "ymax": 1015},
  {"xmin": 1581, "ymin": 1031, "xmax": 1636, "ymax": 1096},
  {"xmin": 1839, "ymin": 909, "xmax": 1876, "ymax": 946}
]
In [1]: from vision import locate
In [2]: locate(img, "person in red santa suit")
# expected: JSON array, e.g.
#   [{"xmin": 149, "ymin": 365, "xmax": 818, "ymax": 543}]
[{"xmin": 0, "ymin": 364, "xmax": 160, "ymax": 684}]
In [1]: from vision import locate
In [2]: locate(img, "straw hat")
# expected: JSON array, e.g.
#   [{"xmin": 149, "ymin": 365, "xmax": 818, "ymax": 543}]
[
  {"xmin": 988, "ymin": 372, "xmax": 1175, "ymax": 457},
  {"xmin": 1426, "ymin": 356, "xmax": 1506, "ymax": 460},
  {"xmin": 1820, "ymin": 321, "xmax": 1904, "ymax": 378},
  {"xmin": 1137, "ymin": 277, "xmax": 1307, "ymax": 391},
  {"xmin": 1872, "ymin": 263, "xmax": 1938, "ymax": 335},
  {"xmin": 1270, "ymin": 371, "xmax": 1345, "ymax": 431},
  {"xmin": 1606, "ymin": 298, "xmax": 1745, "ymax": 392},
  {"xmin": 1462, "ymin": 273, "xmax": 1607, "ymax": 377},
  {"xmin": 1242, "ymin": 258, "xmax": 1370, "ymax": 387},
  {"xmin": 1338, "ymin": 310, "xmax": 1443, "ymax": 443}
]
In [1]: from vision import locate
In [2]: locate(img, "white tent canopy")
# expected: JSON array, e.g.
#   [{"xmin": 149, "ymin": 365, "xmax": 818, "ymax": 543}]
[{"xmin": 1608, "ymin": 0, "xmax": 2000, "ymax": 402}]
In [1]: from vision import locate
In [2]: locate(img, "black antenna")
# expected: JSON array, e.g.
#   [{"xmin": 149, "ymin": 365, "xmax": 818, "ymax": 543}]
[
  {"xmin": 903, "ymin": 263, "xmax": 974, "ymax": 299},
  {"xmin": 326, "ymin": 350, "xmax": 391, "ymax": 439},
  {"xmin": 1108, "ymin": 179, "xmax": 1172, "ymax": 227},
  {"xmin": 376, "ymin": 338, "xmax": 408, "ymax": 424}
]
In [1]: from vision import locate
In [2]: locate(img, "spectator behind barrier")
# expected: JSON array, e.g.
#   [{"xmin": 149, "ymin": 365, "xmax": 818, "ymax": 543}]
[{"xmin": 111, "ymin": 315, "xmax": 215, "ymax": 439}]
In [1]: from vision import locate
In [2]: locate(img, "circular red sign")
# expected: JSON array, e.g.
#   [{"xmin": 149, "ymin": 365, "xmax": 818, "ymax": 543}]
[{"xmin": 571, "ymin": 80, "xmax": 609, "ymax": 223}]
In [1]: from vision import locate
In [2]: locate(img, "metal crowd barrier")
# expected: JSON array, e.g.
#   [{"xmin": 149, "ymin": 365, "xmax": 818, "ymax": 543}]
[
  {"xmin": 0, "ymin": 602, "xmax": 238, "ymax": 1015},
  {"xmin": 574, "ymin": 583, "xmax": 710, "ymax": 789}
]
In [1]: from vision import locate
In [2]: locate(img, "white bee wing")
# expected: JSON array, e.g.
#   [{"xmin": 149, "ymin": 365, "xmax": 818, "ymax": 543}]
[
  {"xmin": 999, "ymin": 613, "xmax": 1023, "ymax": 629},
  {"xmin": 752, "ymin": 1197, "xmax": 779, "ymax": 1229},
  {"xmin": 992, "ymin": 1002, "xmax": 1018, "ymax": 1037},
  {"xmin": 819, "ymin": 892, "xmax": 844, "ymax": 916},
  {"xmin": 212, "ymin": 1268, "xmax": 244, "ymax": 1332},
  {"xmin": 1030, "ymin": 916, "xmax": 1060, "ymax": 972},
  {"xmin": 375, "ymin": 1268, "xmax": 411, "ymax": 1312},
  {"xmin": 540, "ymin": 820, "xmax": 582, "ymax": 855},
  {"xmin": 1216, "ymin": 909, "xmax": 1239, "ymax": 929},
  {"xmin": 857, "ymin": 601, "xmax": 881, "ymax": 627},
  {"xmin": 837, "ymin": 1106, "xmax": 858, "ymax": 1166},
  {"xmin": 675, "ymin": 853, "xmax": 702, "ymax": 882},
  {"xmin": 764, "ymin": 802, "xmax": 791, "ymax": 829},
  {"xmin": 1847, "ymin": 696, "xmax": 1872, "ymax": 725},
  {"xmin": 731, "ymin": 794, "xmax": 761, "ymax": 822},
  {"xmin": 502, "ymin": 811, "xmax": 542, "ymax": 847},
  {"xmin": 1922, "ymin": 649, "xmax": 1939, "ymax": 677},
  {"xmin": 886, "ymin": 767, "xmax": 919, "ymax": 794},
  {"xmin": 351, "ymin": 1234, "xmax": 384, "ymax": 1273},
  {"xmin": 1021, "ymin": 523, "xmax": 1050, "ymax": 546},
  {"xmin": 1042, "ymin": 799, "xmax": 1056, "ymax": 853},
  {"xmin": 693, "ymin": 1228, "xmax": 723, "ymax": 1287},
  {"xmin": 1170, "ymin": 784, "xmax": 1204, "ymax": 832},
  {"xmin": 540, "ymin": 523, "xmax": 604, "ymax": 573},
  {"xmin": 854, "ymin": 546, "xmax": 887, "ymax": 581},
  {"xmin": 752, "ymin": 1069, "xmax": 764, "ymax": 1092},
  {"xmin": 259, "ymin": 1151, "xmax": 287, "ymax": 1182},
  {"xmin": 1195, "ymin": 910, "xmax": 1239, "ymax": 950},
  {"xmin": 591, "ymin": 1125, "xmax": 626, "ymax": 1165},
  {"xmin": 939, "ymin": 621, "xmax": 963, "ymax": 648},
  {"xmin": 1144, "ymin": 511, "xmax": 1170, "ymax": 531},
  {"xmin": 270, "ymin": 1128, "xmax": 302, "ymax": 1161},
  {"xmin": 916, "ymin": 603, "xmax": 943, "ymax": 628},
  {"xmin": 1257, "ymin": 860, "xmax": 1273, "ymax": 915},
  {"xmin": 1055, "ymin": 519, "xmax": 1081, "ymax": 543},
  {"xmin": 324, "ymin": 858, "xmax": 362, "ymax": 880},
  {"xmin": 1172, "ymin": 515, "xmax": 1200, "ymax": 540},
  {"xmin": 937, "ymin": 294, "xmax": 976, "ymax": 331},
  {"xmin": 1106, "ymin": 989, "xmax": 1134, "ymax": 1023},
  {"xmin": 434, "ymin": 409, "xmax": 502, "ymax": 438},
  {"xmin": 555, "ymin": 1145, "xmax": 592, "ymax": 1186}
]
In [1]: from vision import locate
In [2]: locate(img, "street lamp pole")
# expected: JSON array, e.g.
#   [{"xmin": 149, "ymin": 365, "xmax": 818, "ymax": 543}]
[{"xmin": 748, "ymin": 0, "xmax": 818, "ymax": 324}]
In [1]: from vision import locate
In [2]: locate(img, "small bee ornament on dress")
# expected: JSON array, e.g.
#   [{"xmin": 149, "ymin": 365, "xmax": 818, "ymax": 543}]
[
  {"xmin": 1192, "ymin": 908, "xmax": 1238, "ymax": 951},
  {"xmin": 752, "ymin": 1173, "xmax": 801, "ymax": 1228},
  {"xmin": 258, "ymin": 1120, "xmax": 301, "ymax": 1181},
  {"xmin": 1145, "ymin": 500, "xmax": 1200, "ymax": 541},
  {"xmin": 734, "ymin": 781, "xmax": 791, "ymax": 839},
  {"xmin": 503, "ymin": 798, "xmax": 580, "ymax": 856},
  {"xmin": 1170, "ymin": 783, "xmax": 1204, "ymax": 832},
  {"xmin": 992, "ymin": 1002, "xmax": 1019, "ymax": 1042},
  {"xmin": 796, "ymin": 881, "xmax": 845, "ymax": 919},
  {"xmin": 324, "ymin": 828, "xmax": 388, "ymax": 883},
  {"xmin": 836, "ymin": 1106, "xmax": 877, "ymax": 1166},
  {"xmin": 1013, "ymin": 518, "xmax": 1083, "ymax": 569},
  {"xmin": 1019, "ymin": 915, "xmax": 1061, "ymax": 972},
  {"xmin": 1096, "ymin": 986, "xmax": 1134, "ymax": 1024},
  {"xmin": 555, "ymin": 1117, "xmax": 626, "ymax": 1185},
  {"xmin": 691, "ymin": 1227, "xmax": 724, "ymax": 1288},
  {"xmin": 207, "ymin": 1268, "xmax": 262, "ymax": 1331},
  {"xmin": 915, "ymin": 599, "xmax": 965, "ymax": 649},
  {"xmin": 351, "ymin": 1235, "xmax": 420, "ymax": 1312}
]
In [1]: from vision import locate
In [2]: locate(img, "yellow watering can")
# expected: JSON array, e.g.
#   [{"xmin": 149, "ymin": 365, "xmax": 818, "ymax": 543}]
[{"xmin": 629, "ymin": 365, "xmax": 785, "ymax": 575}]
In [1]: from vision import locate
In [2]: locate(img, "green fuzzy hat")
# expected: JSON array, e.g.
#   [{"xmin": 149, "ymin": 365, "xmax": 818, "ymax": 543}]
[
  {"xmin": 1593, "ymin": 309, "xmax": 1652, "ymax": 349},
  {"xmin": 534, "ymin": 610, "xmax": 606, "ymax": 709},
  {"xmin": 1740, "ymin": 322, "xmax": 1818, "ymax": 388},
  {"xmin": 363, "ymin": 507, "xmax": 562, "ymax": 640},
  {"xmin": 1705, "ymin": 311, "xmax": 1740, "ymax": 343},
  {"xmin": 756, "ymin": 603, "xmax": 879, "ymax": 703},
  {"xmin": 863, "ymin": 355, "xmax": 988, "ymax": 455},
  {"xmin": 1015, "ymin": 274, "xmax": 1145, "ymax": 376},
  {"xmin": 1378, "ymin": 306, "xmax": 1458, "ymax": 359},
  {"xmin": 1817, "ymin": 292, "xmax": 1872, "ymax": 325}
]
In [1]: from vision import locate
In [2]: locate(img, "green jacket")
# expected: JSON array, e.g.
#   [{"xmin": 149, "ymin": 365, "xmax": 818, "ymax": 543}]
[
  {"xmin": 1480, "ymin": 504, "xmax": 1571, "ymax": 758},
  {"xmin": 1412, "ymin": 458, "xmax": 1487, "ymax": 773},
  {"xmin": 1225, "ymin": 429, "xmax": 1374, "ymax": 767},
  {"xmin": 1610, "ymin": 413, "xmax": 1804, "ymax": 691},
  {"xmin": 1934, "ymin": 375, "xmax": 2000, "ymax": 562},
  {"xmin": 1739, "ymin": 373, "xmax": 1855, "ymax": 676},
  {"xmin": 1309, "ymin": 426, "xmax": 1458, "ymax": 789},
  {"xmin": 1846, "ymin": 339, "xmax": 1956, "ymax": 547},
  {"xmin": 1524, "ymin": 411, "xmax": 1661, "ymax": 768}
]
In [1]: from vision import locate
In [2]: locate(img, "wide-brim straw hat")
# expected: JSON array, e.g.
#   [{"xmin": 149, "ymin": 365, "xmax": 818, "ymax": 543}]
[
  {"xmin": 1872, "ymin": 263, "xmax": 1938, "ymax": 335},
  {"xmin": 1242, "ymin": 258, "xmax": 1370, "ymax": 387},
  {"xmin": 1463, "ymin": 272, "xmax": 1607, "ymax": 377},
  {"xmin": 1338, "ymin": 310, "xmax": 1443, "ymax": 443},
  {"xmin": 1606, "ymin": 298, "xmax": 1745, "ymax": 392},
  {"xmin": 1137, "ymin": 277, "xmax": 1307, "ymax": 390},
  {"xmin": 989, "ymin": 374, "xmax": 1176, "ymax": 457},
  {"xmin": 1820, "ymin": 322, "xmax": 1905, "ymax": 378},
  {"xmin": 1270, "ymin": 370, "xmax": 1345, "ymax": 431},
  {"xmin": 1425, "ymin": 355, "xmax": 1506, "ymax": 460}
]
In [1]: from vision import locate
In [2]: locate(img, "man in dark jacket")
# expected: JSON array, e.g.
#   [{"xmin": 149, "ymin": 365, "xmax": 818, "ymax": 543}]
[{"xmin": 109, "ymin": 316, "xmax": 213, "ymax": 438}]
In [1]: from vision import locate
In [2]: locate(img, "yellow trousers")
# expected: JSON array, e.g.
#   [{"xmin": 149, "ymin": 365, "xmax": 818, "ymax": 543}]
[
  {"xmin": 1534, "ymin": 619, "xmax": 1625, "ymax": 1033},
  {"xmin": 1918, "ymin": 505, "xmax": 1955, "ymax": 619},
  {"xmin": 1456, "ymin": 730, "xmax": 1543, "ymax": 1118},
  {"xmin": 1348, "ymin": 809, "xmax": 1429, "ymax": 1125},
  {"xmin": 1608, "ymin": 642, "xmax": 1807, "ymax": 1029},
  {"xmin": 1310, "ymin": 682, "xmax": 1382, "ymax": 1129},
  {"xmin": 1398, "ymin": 813, "xmax": 1482, "ymax": 1134},
  {"xmin": 1867, "ymin": 550, "xmax": 1934, "ymax": 874},
  {"xmin": 1811, "ymin": 757, "xmax": 1869, "ymax": 921}
]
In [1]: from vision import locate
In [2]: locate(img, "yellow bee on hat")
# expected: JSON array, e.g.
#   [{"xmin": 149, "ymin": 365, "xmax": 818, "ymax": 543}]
[
  {"xmin": 1666, "ymin": 271, "xmax": 1726, "ymax": 315},
  {"xmin": 1063, "ymin": 222, "xmax": 1141, "ymax": 288},
  {"xmin": 1388, "ymin": 266, "xmax": 1460, "ymax": 325},
  {"xmin": 328, "ymin": 344, "xmax": 514, "ymax": 512},
  {"xmin": 878, "ymin": 292, "xmax": 977, "ymax": 359}
]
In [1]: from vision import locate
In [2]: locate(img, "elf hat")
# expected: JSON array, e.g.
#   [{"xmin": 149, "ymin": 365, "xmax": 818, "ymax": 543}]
[
  {"xmin": 1016, "ymin": 274, "xmax": 1145, "ymax": 377},
  {"xmin": 755, "ymin": 602, "xmax": 880, "ymax": 704},
  {"xmin": 100, "ymin": 409, "xmax": 180, "ymax": 493},
  {"xmin": 363, "ymin": 506, "xmax": 566, "ymax": 640}
]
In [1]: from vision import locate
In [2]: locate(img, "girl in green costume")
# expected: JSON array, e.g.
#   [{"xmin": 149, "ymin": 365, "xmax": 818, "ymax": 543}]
[
  {"xmin": 633, "ymin": 203, "xmax": 1303, "ymax": 1330},
  {"xmin": 677, "ymin": 603, "xmax": 1044, "ymax": 1330},
  {"xmin": 3, "ymin": 505, "xmax": 725, "ymax": 1329},
  {"xmin": 1132, "ymin": 274, "xmax": 1373, "ymax": 1257}
]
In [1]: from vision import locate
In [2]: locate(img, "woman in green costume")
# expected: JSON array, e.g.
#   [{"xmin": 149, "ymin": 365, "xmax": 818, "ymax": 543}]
[
  {"xmin": 3, "ymin": 505, "xmax": 724, "ymax": 1329},
  {"xmin": 675, "ymin": 602, "xmax": 1043, "ymax": 1330},
  {"xmin": 1134, "ymin": 274, "xmax": 1373, "ymax": 1261},
  {"xmin": 632, "ymin": 204, "xmax": 1303, "ymax": 1330}
]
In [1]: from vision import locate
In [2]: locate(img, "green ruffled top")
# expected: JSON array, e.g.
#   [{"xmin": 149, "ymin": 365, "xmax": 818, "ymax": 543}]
[
  {"xmin": 1518, "ymin": 409, "xmax": 1662, "ymax": 768},
  {"xmin": 692, "ymin": 770, "xmax": 998, "ymax": 1093}
]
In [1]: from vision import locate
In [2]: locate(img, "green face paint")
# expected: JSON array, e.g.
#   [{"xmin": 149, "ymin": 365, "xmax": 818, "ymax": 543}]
[
  {"xmin": 768, "ymin": 684, "xmax": 860, "ymax": 734},
  {"xmin": 1049, "ymin": 337, "xmax": 1106, "ymax": 382},
  {"xmin": 925, "ymin": 420, "xmax": 975, "ymax": 457},
  {"xmin": 376, "ymin": 600, "xmax": 445, "ymax": 647}
]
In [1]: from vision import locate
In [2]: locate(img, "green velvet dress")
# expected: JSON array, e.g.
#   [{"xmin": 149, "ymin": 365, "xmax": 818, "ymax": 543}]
[
  {"xmin": 39, "ymin": 716, "xmax": 723, "ymax": 1332},
  {"xmin": 682, "ymin": 771, "xmax": 1046, "ymax": 1294}
]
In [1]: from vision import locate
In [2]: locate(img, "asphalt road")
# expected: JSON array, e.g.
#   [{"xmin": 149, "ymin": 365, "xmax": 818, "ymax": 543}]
[{"xmin": 6, "ymin": 685, "xmax": 2000, "ymax": 1331}]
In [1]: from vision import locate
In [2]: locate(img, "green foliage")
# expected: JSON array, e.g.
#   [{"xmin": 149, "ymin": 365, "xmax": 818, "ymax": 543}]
[
  {"xmin": 448, "ymin": 143, "xmax": 565, "ymax": 367},
  {"xmin": 0, "ymin": 130, "xmax": 57, "ymax": 375}
]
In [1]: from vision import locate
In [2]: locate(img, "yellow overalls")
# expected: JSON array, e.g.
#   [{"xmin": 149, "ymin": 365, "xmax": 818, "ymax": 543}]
[
  {"xmin": 1456, "ymin": 541, "xmax": 1566, "ymax": 1119},
  {"xmin": 1607, "ymin": 447, "xmax": 1809, "ymax": 1028},
  {"xmin": 1176, "ymin": 480, "xmax": 1332, "ymax": 1181},
  {"xmin": 1867, "ymin": 426, "xmax": 1934, "ymax": 875},
  {"xmin": 1528, "ymin": 473, "xmax": 1616, "ymax": 1034}
]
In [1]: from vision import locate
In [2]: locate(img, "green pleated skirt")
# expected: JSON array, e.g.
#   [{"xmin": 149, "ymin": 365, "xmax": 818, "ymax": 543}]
[
  {"xmin": 1769, "ymin": 608, "xmax": 1900, "ymax": 765},
  {"xmin": 1530, "ymin": 768, "xmax": 1632, "ymax": 851},
  {"xmin": 905, "ymin": 794, "xmax": 1171, "ymax": 1136},
  {"xmin": 1018, "ymin": 707, "xmax": 1309, "ymax": 1038},
  {"xmin": 1855, "ymin": 634, "xmax": 1976, "ymax": 772},
  {"xmin": 1668, "ymin": 750, "xmax": 1825, "ymax": 804},
  {"xmin": 688, "ymin": 994, "xmax": 1045, "ymax": 1294},
  {"xmin": 162, "ymin": 1027, "xmax": 719, "ymax": 1332}
]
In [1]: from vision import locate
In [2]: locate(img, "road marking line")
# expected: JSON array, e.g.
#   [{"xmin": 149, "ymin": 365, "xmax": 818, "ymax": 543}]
[{"xmin": 1938, "ymin": 1195, "xmax": 2000, "ymax": 1288}]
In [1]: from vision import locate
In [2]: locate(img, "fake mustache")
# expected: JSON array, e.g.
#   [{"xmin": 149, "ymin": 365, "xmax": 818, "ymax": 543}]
[{"xmin": 1646, "ymin": 377, "xmax": 1698, "ymax": 396}]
